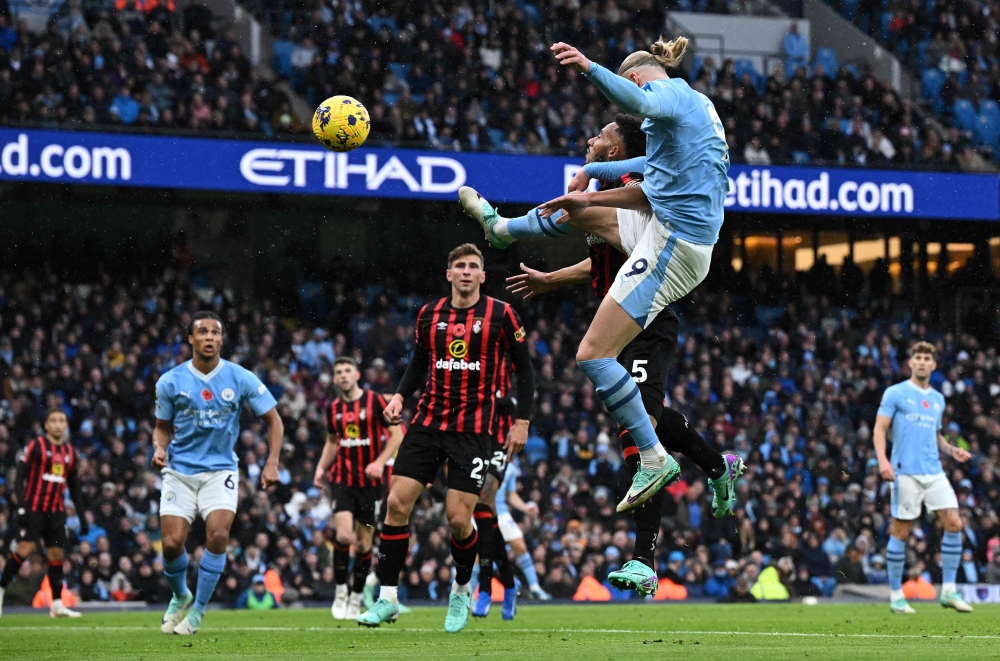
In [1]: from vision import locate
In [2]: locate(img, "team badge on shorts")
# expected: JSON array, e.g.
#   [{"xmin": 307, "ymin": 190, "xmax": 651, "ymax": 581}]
[
  {"xmin": 164, "ymin": 492, "xmax": 176, "ymax": 503},
  {"xmin": 222, "ymin": 388, "xmax": 235, "ymax": 402}
]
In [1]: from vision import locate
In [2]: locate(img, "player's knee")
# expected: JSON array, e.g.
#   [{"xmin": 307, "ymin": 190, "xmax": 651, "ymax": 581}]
[
  {"xmin": 205, "ymin": 528, "xmax": 229, "ymax": 553},
  {"xmin": 48, "ymin": 548, "xmax": 64, "ymax": 562},
  {"xmin": 385, "ymin": 492, "xmax": 412, "ymax": 523},
  {"xmin": 575, "ymin": 340, "xmax": 597, "ymax": 364},
  {"xmin": 447, "ymin": 509, "xmax": 473, "ymax": 535},
  {"xmin": 335, "ymin": 532, "xmax": 356, "ymax": 547},
  {"xmin": 161, "ymin": 533, "xmax": 185, "ymax": 556}
]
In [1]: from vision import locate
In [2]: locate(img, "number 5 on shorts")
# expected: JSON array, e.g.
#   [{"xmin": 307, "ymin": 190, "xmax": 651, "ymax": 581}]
[{"xmin": 631, "ymin": 360, "xmax": 648, "ymax": 383}]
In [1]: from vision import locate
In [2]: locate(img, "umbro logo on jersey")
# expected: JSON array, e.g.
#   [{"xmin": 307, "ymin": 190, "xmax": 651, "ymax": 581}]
[{"xmin": 437, "ymin": 322, "xmax": 448, "ymax": 330}]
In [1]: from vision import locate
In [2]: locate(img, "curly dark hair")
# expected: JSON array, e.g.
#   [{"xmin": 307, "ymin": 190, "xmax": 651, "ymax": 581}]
[{"xmin": 614, "ymin": 113, "xmax": 647, "ymax": 160}]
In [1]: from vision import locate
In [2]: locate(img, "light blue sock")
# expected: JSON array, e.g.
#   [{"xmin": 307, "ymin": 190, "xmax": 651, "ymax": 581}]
[
  {"xmin": 578, "ymin": 358, "xmax": 658, "ymax": 452},
  {"xmin": 886, "ymin": 536, "xmax": 906, "ymax": 591},
  {"xmin": 941, "ymin": 531, "xmax": 962, "ymax": 585},
  {"xmin": 507, "ymin": 208, "xmax": 574, "ymax": 239},
  {"xmin": 163, "ymin": 550, "xmax": 190, "ymax": 598},
  {"xmin": 193, "ymin": 551, "xmax": 226, "ymax": 614},
  {"xmin": 517, "ymin": 552, "xmax": 539, "ymax": 588}
]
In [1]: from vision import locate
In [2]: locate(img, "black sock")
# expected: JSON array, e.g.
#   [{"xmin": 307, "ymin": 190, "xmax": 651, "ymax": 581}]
[
  {"xmin": 621, "ymin": 433, "xmax": 664, "ymax": 570},
  {"xmin": 474, "ymin": 504, "xmax": 495, "ymax": 592},
  {"xmin": 1, "ymin": 553, "xmax": 24, "ymax": 589},
  {"xmin": 451, "ymin": 530, "xmax": 479, "ymax": 586},
  {"xmin": 48, "ymin": 560, "xmax": 64, "ymax": 601},
  {"xmin": 493, "ymin": 521, "xmax": 515, "ymax": 589},
  {"xmin": 376, "ymin": 525, "xmax": 409, "ymax": 588},
  {"xmin": 333, "ymin": 542, "xmax": 350, "ymax": 586},
  {"xmin": 352, "ymin": 551, "xmax": 372, "ymax": 593},
  {"xmin": 657, "ymin": 407, "xmax": 726, "ymax": 478}
]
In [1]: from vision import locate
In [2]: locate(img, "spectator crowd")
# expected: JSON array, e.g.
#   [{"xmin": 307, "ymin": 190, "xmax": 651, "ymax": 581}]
[
  {"xmin": 0, "ymin": 0, "xmax": 299, "ymax": 134},
  {"xmin": 1, "ymin": 245, "xmax": 1000, "ymax": 608}
]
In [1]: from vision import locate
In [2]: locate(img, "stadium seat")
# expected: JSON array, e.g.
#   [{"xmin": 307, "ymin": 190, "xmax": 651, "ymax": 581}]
[
  {"xmin": 879, "ymin": 12, "xmax": 892, "ymax": 41},
  {"xmin": 272, "ymin": 40, "xmax": 295, "ymax": 78},
  {"xmin": 486, "ymin": 128, "xmax": 506, "ymax": 148},
  {"xmin": 980, "ymin": 99, "xmax": 1000, "ymax": 120},
  {"xmin": 921, "ymin": 68, "xmax": 945, "ymax": 100},
  {"xmin": 734, "ymin": 58, "xmax": 758, "ymax": 81},
  {"xmin": 388, "ymin": 62, "xmax": 411, "ymax": 80},
  {"xmin": 792, "ymin": 150, "xmax": 810, "ymax": 164},
  {"xmin": 952, "ymin": 99, "xmax": 976, "ymax": 130},
  {"xmin": 974, "ymin": 114, "xmax": 1000, "ymax": 146},
  {"xmin": 691, "ymin": 54, "xmax": 706, "ymax": 80},
  {"xmin": 815, "ymin": 47, "xmax": 837, "ymax": 75}
]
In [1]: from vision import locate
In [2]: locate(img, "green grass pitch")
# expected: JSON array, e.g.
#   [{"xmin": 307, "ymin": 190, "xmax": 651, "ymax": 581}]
[{"xmin": 2, "ymin": 603, "xmax": 999, "ymax": 660}]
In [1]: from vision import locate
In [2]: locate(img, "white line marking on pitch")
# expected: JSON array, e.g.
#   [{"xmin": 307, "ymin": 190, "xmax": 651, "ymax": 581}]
[{"xmin": 1, "ymin": 626, "xmax": 999, "ymax": 639}]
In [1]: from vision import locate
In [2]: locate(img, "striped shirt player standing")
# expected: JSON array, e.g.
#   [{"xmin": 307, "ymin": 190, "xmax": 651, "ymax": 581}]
[
  {"xmin": 873, "ymin": 340, "xmax": 973, "ymax": 614},
  {"xmin": 315, "ymin": 356, "xmax": 402, "ymax": 621},
  {"xmin": 153, "ymin": 311, "xmax": 284, "ymax": 635},
  {"xmin": 358, "ymin": 243, "xmax": 535, "ymax": 633},
  {"xmin": 0, "ymin": 409, "xmax": 87, "ymax": 618}
]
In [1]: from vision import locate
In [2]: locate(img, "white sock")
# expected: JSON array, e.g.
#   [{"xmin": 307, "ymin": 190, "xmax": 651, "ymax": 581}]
[
  {"xmin": 453, "ymin": 581, "xmax": 471, "ymax": 596},
  {"xmin": 335, "ymin": 584, "xmax": 348, "ymax": 596},
  {"xmin": 52, "ymin": 598, "xmax": 63, "ymax": 609},
  {"xmin": 890, "ymin": 589, "xmax": 904, "ymax": 602},
  {"xmin": 494, "ymin": 218, "xmax": 512, "ymax": 239},
  {"xmin": 942, "ymin": 582, "xmax": 956, "ymax": 596},
  {"xmin": 639, "ymin": 444, "xmax": 667, "ymax": 470},
  {"xmin": 380, "ymin": 586, "xmax": 398, "ymax": 605}
]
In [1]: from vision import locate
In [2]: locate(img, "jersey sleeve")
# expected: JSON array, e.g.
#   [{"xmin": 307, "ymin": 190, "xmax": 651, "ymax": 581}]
[
  {"xmin": 242, "ymin": 369, "xmax": 278, "ymax": 416},
  {"xmin": 154, "ymin": 375, "xmax": 174, "ymax": 421},
  {"xmin": 414, "ymin": 304, "xmax": 430, "ymax": 348},
  {"xmin": 500, "ymin": 304, "xmax": 526, "ymax": 349},
  {"xmin": 584, "ymin": 157, "xmax": 647, "ymax": 181},
  {"xmin": 876, "ymin": 388, "xmax": 897, "ymax": 419},
  {"xmin": 584, "ymin": 62, "xmax": 666, "ymax": 118},
  {"xmin": 325, "ymin": 403, "xmax": 335, "ymax": 433}
]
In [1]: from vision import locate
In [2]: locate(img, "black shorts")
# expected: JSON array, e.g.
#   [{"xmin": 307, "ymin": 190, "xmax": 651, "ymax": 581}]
[
  {"xmin": 487, "ymin": 414, "xmax": 512, "ymax": 481},
  {"xmin": 618, "ymin": 308, "xmax": 679, "ymax": 420},
  {"xmin": 18, "ymin": 510, "xmax": 67, "ymax": 548},
  {"xmin": 393, "ymin": 424, "xmax": 491, "ymax": 495},
  {"xmin": 332, "ymin": 484, "xmax": 380, "ymax": 527}
]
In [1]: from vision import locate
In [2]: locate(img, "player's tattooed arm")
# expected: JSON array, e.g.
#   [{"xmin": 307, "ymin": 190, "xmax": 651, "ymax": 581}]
[
  {"xmin": 938, "ymin": 433, "xmax": 971, "ymax": 462},
  {"xmin": 151, "ymin": 419, "xmax": 173, "ymax": 470},
  {"xmin": 506, "ymin": 260, "xmax": 591, "ymax": 300},
  {"xmin": 260, "ymin": 407, "xmax": 284, "ymax": 488}
]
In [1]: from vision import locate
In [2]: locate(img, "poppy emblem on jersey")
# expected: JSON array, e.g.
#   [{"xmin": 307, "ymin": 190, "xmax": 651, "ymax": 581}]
[
  {"xmin": 922, "ymin": 400, "xmax": 929, "ymax": 409},
  {"xmin": 453, "ymin": 323, "xmax": 466, "ymax": 337},
  {"xmin": 449, "ymin": 339, "xmax": 469, "ymax": 359},
  {"xmin": 472, "ymin": 318, "xmax": 484, "ymax": 334},
  {"xmin": 221, "ymin": 388, "xmax": 235, "ymax": 402},
  {"xmin": 201, "ymin": 389, "xmax": 214, "ymax": 402},
  {"xmin": 345, "ymin": 423, "xmax": 361, "ymax": 439},
  {"xmin": 344, "ymin": 412, "xmax": 355, "ymax": 423}
]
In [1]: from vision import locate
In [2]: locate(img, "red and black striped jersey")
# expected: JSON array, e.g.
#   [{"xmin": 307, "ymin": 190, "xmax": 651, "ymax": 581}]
[
  {"xmin": 587, "ymin": 170, "xmax": 644, "ymax": 298},
  {"xmin": 492, "ymin": 356, "xmax": 515, "ymax": 446},
  {"xmin": 19, "ymin": 436, "xmax": 77, "ymax": 513},
  {"xmin": 412, "ymin": 296, "xmax": 526, "ymax": 434},
  {"xmin": 326, "ymin": 390, "xmax": 391, "ymax": 488}
]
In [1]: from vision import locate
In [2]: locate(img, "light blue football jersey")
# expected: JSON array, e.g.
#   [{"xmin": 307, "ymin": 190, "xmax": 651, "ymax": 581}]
[
  {"xmin": 584, "ymin": 62, "xmax": 730, "ymax": 246},
  {"xmin": 876, "ymin": 380, "xmax": 945, "ymax": 475},
  {"xmin": 494, "ymin": 461, "xmax": 519, "ymax": 518},
  {"xmin": 155, "ymin": 359, "xmax": 277, "ymax": 475}
]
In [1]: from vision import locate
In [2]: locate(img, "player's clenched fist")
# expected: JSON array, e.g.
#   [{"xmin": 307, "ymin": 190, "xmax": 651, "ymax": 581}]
[
  {"xmin": 383, "ymin": 394, "xmax": 404, "ymax": 425},
  {"xmin": 261, "ymin": 461, "xmax": 280, "ymax": 488}
]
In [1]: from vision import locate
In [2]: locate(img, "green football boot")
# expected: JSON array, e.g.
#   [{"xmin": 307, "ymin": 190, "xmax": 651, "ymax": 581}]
[
  {"xmin": 458, "ymin": 186, "xmax": 514, "ymax": 249},
  {"xmin": 443, "ymin": 592, "xmax": 471, "ymax": 633},
  {"xmin": 709, "ymin": 454, "xmax": 745, "ymax": 517},
  {"xmin": 617, "ymin": 454, "xmax": 681, "ymax": 513},
  {"xmin": 608, "ymin": 560, "xmax": 659, "ymax": 597},
  {"xmin": 357, "ymin": 598, "xmax": 399, "ymax": 628}
]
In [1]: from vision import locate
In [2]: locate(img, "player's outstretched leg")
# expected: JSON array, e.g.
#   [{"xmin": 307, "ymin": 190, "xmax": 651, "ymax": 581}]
[
  {"xmin": 161, "ymin": 549, "xmax": 194, "ymax": 633},
  {"xmin": 459, "ymin": 187, "xmax": 578, "ymax": 250},
  {"xmin": 608, "ymin": 439, "xmax": 662, "ymax": 596}
]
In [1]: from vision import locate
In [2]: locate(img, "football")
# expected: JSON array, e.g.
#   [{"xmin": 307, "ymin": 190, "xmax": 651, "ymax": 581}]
[{"xmin": 312, "ymin": 95, "xmax": 371, "ymax": 152}]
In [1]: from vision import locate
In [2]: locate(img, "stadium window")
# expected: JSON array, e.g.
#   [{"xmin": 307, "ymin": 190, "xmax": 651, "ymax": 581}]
[
  {"xmin": 814, "ymin": 231, "xmax": 850, "ymax": 270},
  {"xmin": 991, "ymin": 237, "xmax": 1000, "ymax": 276},
  {"xmin": 782, "ymin": 231, "xmax": 813, "ymax": 273},
  {"xmin": 926, "ymin": 242, "xmax": 942, "ymax": 276},
  {"xmin": 739, "ymin": 234, "xmax": 778, "ymax": 277},
  {"xmin": 944, "ymin": 243, "xmax": 976, "ymax": 274}
]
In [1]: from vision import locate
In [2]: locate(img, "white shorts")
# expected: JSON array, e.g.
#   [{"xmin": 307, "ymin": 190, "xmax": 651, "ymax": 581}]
[
  {"xmin": 891, "ymin": 473, "xmax": 959, "ymax": 521},
  {"xmin": 497, "ymin": 512, "xmax": 523, "ymax": 542},
  {"xmin": 160, "ymin": 468, "xmax": 239, "ymax": 523},
  {"xmin": 611, "ymin": 209, "xmax": 714, "ymax": 328}
]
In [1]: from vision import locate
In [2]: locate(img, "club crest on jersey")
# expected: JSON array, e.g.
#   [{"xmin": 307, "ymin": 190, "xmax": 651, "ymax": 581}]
[
  {"xmin": 449, "ymin": 339, "xmax": 469, "ymax": 359},
  {"xmin": 453, "ymin": 323, "xmax": 466, "ymax": 337},
  {"xmin": 345, "ymin": 423, "xmax": 361, "ymax": 439},
  {"xmin": 201, "ymin": 389, "xmax": 214, "ymax": 402},
  {"xmin": 221, "ymin": 388, "xmax": 235, "ymax": 402},
  {"xmin": 472, "ymin": 318, "xmax": 484, "ymax": 334}
]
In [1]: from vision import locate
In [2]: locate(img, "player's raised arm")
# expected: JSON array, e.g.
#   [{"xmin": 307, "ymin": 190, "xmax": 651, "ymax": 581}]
[{"xmin": 506, "ymin": 260, "xmax": 592, "ymax": 300}]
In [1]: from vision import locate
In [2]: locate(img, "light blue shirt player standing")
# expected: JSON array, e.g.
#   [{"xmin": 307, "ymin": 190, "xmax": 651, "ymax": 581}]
[
  {"xmin": 873, "ymin": 341, "xmax": 971, "ymax": 615},
  {"xmin": 153, "ymin": 312, "xmax": 284, "ymax": 635}
]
